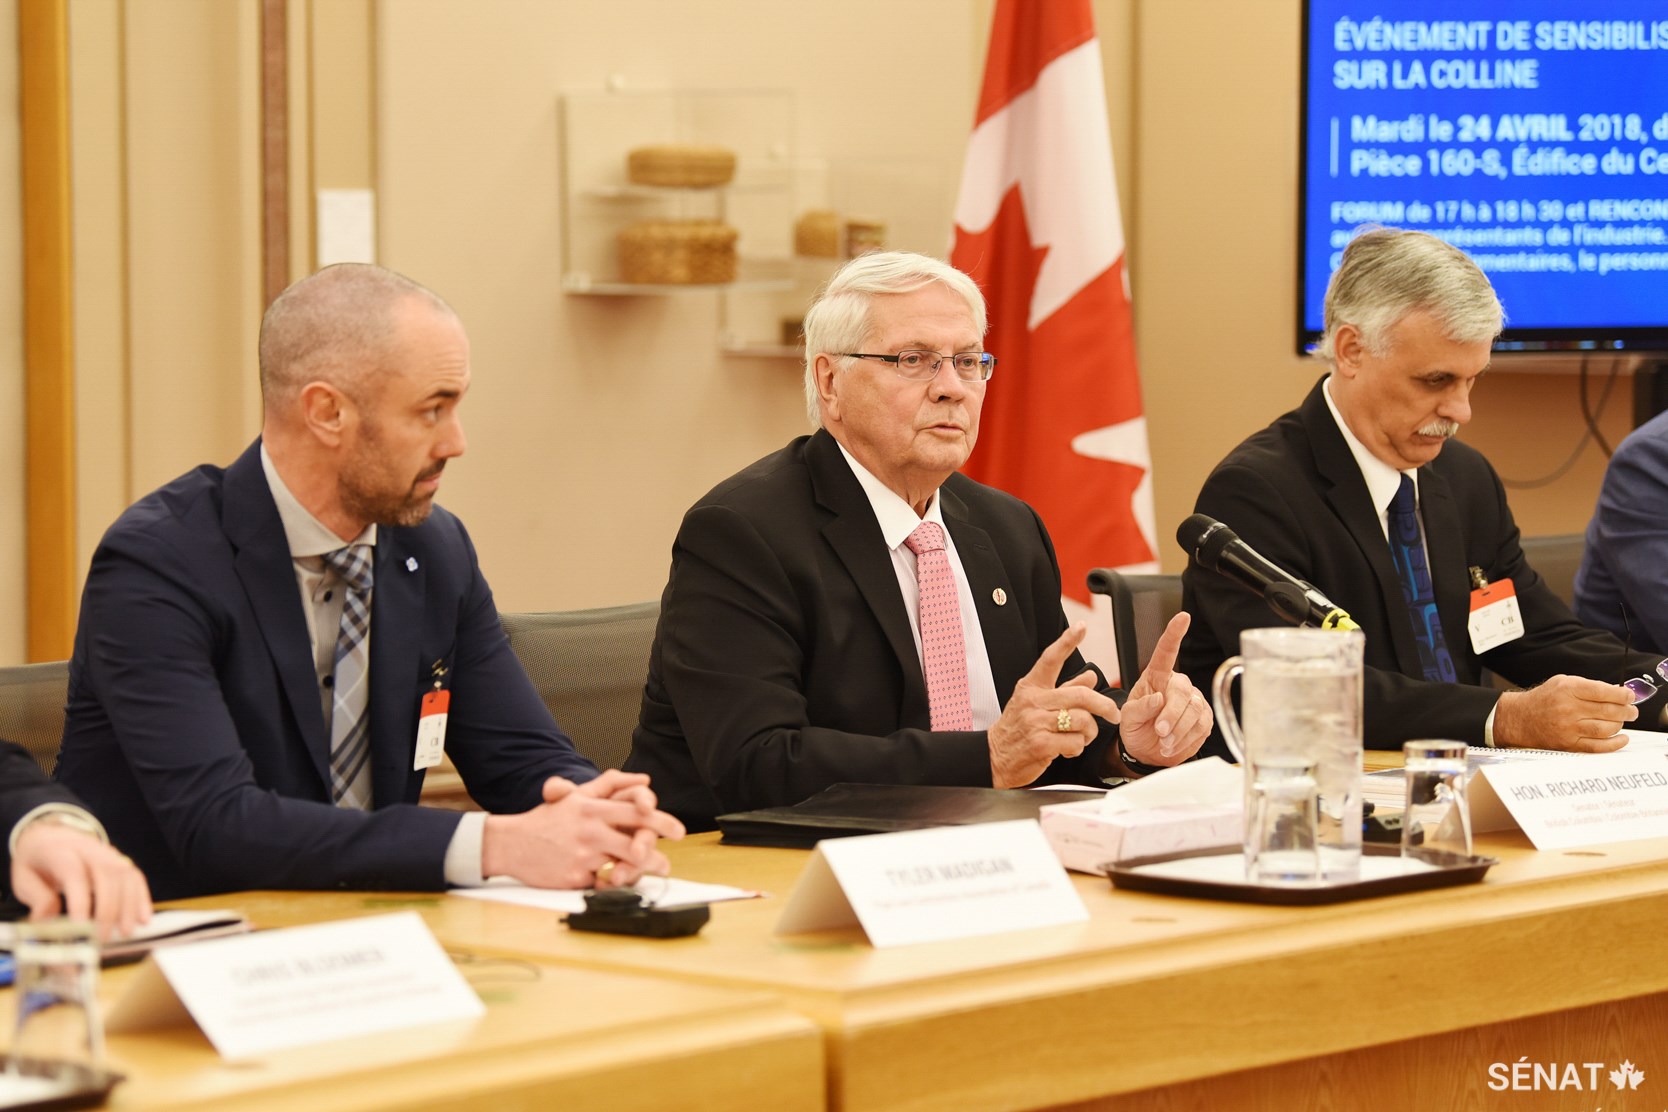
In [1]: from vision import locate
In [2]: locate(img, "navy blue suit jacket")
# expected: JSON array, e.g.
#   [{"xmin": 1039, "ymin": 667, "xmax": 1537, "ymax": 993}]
[
  {"xmin": 1576, "ymin": 408, "xmax": 1668, "ymax": 653},
  {"xmin": 57, "ymin": 441, "xmax": 596, "ymax": 899}
]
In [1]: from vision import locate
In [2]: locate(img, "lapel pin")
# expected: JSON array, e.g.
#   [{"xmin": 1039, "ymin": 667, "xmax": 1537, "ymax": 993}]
[
  {"xmin": 992, "ymin": 588, "xmax": 1007, "ymax": 606},
  {"xmin": 406, "ymin": 557, "xmax": 419, "ymax": 572}
]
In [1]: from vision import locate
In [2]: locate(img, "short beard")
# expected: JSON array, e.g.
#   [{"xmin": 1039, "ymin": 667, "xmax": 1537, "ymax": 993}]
[{"xmin": 338, "ymin": 470, "xmax": 437, "ymax": 528}]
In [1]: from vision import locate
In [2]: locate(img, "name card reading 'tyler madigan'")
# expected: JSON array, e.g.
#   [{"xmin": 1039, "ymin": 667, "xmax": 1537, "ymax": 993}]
[
  {"xmin": 1469, "ymin": 751, "xmax": 1668, "ymax": 850},
  {"xmin": 774, "ymin": 819, "xmax": 1088, "ymax": 948},
  {"xmin": 107, "ymin": 911, "xmax": 484, "ymax": 1060}
]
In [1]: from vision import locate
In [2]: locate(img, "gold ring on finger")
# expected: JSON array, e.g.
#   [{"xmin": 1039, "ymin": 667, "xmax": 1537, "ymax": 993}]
[
  {"xmin": 1055, "ymin": 708, "xmax": 1073, "ymax": 733},
  {"xmin": 595, "ymin": 859, "xmax": 616, "ymax": 886}
]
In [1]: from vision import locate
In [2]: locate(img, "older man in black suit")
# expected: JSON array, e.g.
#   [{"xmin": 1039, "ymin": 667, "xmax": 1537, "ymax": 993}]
[{"xmin": 628, "ymin": 251, "xmax": 1213, "ymax": 830}]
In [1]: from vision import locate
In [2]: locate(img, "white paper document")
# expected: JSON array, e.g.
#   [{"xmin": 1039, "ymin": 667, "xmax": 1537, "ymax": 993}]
[
  {"xmin": 1366, "ymin": 733, "xmax": 1668, "ymax": 814},
  {"xmin": 0, "ymin": 908, "xmax": 249, "ymax": 955}
]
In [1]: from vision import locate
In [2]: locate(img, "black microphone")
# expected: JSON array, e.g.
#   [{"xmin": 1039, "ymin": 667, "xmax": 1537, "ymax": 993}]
[{"xmin": 1177, "ymin": 513, "xmax": 1359, "ymax": 631}]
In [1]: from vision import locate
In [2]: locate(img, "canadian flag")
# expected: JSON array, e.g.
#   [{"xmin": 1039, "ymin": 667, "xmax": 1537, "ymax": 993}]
[{"xmin": 951, "ymin": 0, "xmax": 1156, "ymax": 676}]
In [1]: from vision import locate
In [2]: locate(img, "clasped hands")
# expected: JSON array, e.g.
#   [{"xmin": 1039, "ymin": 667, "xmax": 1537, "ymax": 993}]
[
  {"xmin": 482, "ymin": 769, "xmax": 685, "ymax": 890},
  {"xmin": 989, "ymin": 614, "xmax": 1211, "ymax": 788}
]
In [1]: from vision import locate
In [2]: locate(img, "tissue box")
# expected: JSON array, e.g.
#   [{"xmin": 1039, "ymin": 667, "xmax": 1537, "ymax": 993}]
[{"xmin": 1040, "ymin": 800, "xmax": 1242, "ymax": 875}]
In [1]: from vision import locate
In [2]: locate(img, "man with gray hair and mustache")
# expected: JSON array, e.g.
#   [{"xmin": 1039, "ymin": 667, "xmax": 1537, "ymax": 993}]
[{"xmin": 1178, "ymin": 227, "xmax": 1666, "ymax": 753}]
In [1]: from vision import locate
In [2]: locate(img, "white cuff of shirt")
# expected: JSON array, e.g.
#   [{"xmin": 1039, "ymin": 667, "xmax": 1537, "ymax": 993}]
[
  {"xmin": 1482, "ymin": 703, "xmax": 1499, "ymax": 748},
  {"xmin": 443, "ymin": 811, "xmax": 487, "ymax": 887},
  {"xmin": 8, "ymin": 803, "xmax": 108, "ymax": 858}
]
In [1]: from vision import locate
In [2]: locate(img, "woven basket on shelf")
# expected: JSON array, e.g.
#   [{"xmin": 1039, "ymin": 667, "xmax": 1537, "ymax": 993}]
[
  {"xmin": 626, "ymin": 144, "xmax": 737, "ymax": 188},
  {"xmin": 617, "ymin": 220, "xmax": 739, "ymax": 284}
]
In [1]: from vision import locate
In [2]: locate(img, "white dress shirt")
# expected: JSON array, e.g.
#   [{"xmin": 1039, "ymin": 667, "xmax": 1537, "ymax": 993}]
[
  {"xmin": 8, "ymin": 803, "xmax": 107, "ymax": 859},
  {"xmin": 1321, "ymin": 377, "xmax": 1499, "ymax": 744},
  {"xmin": 835, "ymin": 443, "xmax": 1004, "ymax": 730},
  {"xmin": 1322, "ymin": 375, "xmax": 1421, "ymax": 540}
]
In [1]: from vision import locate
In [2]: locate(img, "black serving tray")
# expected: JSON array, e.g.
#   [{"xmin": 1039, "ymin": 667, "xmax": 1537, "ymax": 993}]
[{"xmin": 1107, "ymin": 843, "xmax": 1497, "ymax": 905}]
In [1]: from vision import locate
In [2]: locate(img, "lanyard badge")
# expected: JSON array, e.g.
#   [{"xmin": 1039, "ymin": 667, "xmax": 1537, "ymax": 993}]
[{"xmin": 414, "ymin": 659, "xmax": 449, "ymax": 771}]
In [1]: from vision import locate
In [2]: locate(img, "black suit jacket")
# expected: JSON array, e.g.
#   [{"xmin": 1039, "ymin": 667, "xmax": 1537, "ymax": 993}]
[
  {"xmin": 56, "ymin": 441, "xmax": 597, "ymax": 899},
  {"xmin": 2, "ymin": 740, "xmax": 80, "ymax": 906},
  {"xmin": 1178, "ymin": 377, "xmax": 1666, "ymax": 750},
  {"xmin": 626, "ymin": 430, "xmax": 1116, "ymax": 830}
]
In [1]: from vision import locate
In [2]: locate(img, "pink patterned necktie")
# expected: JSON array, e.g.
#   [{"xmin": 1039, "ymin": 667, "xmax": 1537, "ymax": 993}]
[{"xmin": 904, "ymin": 522, "xmax": 974, "ymax": 731}]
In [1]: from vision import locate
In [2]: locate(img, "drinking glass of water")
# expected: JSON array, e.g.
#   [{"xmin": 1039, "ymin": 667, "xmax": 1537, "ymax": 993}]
[
  {"xmin": 9, "ymin": 920, "xmax": 104, "ymax": 1071},
  {"xmin": 1402, "ymin": 739, "xmax": 1471, "ymax": 862}
]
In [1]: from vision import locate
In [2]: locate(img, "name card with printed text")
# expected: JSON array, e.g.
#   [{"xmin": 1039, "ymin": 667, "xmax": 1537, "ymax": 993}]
[
  {"xmin": 107, "ymin": 911, "xmax": 484, "ymax": 1060},
  {"xmin": 774, "ymin": 819, "xmax": 1087, "ymax": 948},
  {"xmin": 1469, "ymin": 751, "xmax": 1668, "ymax": 849}
]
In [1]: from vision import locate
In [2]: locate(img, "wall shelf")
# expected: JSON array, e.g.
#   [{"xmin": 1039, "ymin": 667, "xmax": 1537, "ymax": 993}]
[
  {"xmin": 559, "ymin": 88, "xmax": 795, "ymax": 314},
  {"xmin": 567, "ymin": 277, "xmax": 795, "ymax": 297}
]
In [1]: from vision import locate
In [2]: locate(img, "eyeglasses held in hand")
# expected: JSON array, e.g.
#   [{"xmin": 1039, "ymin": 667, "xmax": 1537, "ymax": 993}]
[
  {"xmin": 1622, "ymin": 658, "xmax": 1668, "ymax": 704},
  {"xmin": 839, "ymin": 350, "xmax": 996, "ymax": 382}
]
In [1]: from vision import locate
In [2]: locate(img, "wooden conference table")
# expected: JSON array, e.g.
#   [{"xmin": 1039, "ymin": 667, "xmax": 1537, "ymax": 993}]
[
  {"xmin": 157, "ymin": 813, "xmax": 1668, "ymax": 1111},
  {"xmin": 3, "ymin": 928, "xmax": 822, "ymax": 1112}
]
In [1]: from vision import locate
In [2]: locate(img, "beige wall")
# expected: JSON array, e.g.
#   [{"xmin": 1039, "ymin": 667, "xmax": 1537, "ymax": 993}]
[
  {"xmin": 0, "ymin": 0, "xmax": 1642, "ymax": 663},
  {"xmin": 372, "ymin": 0, "xmax": 982, "ymax": 611},
  {"xmin": 69, "ymin": 0, "xmax": 265, "ymax": 591}
]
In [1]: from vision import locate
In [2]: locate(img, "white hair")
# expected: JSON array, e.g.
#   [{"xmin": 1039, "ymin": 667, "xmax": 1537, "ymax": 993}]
[
  {"xmin": 800, "ymin": 251, "xmax": 987, "ymax": 426},
  {"xmin": 1317, "ymin": 227, "xmax": 1503, "ymax": 360}
]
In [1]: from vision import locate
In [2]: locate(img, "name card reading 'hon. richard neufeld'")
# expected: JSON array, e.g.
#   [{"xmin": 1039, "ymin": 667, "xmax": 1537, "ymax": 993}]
[
  {"xmin": 106, "ymin": 911, "xmax": 484, "ymax": 1060},
  {"xmin": 1469, "ymin": 751, "xmax": 1668, "ymax": 850},
  {"xmin": 774, "ymin": 819, "xmax": 1087, "ymax": 948}
]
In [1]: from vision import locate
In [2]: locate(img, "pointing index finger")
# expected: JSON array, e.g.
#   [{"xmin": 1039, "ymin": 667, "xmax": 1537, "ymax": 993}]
[
  {"xmin": 1025, "ymin": 623, "xmax": 1088, "ymax": 686},
  {"xmin": 1139, "ymin": 611, "xmax": 1191, "ymax": 690}
]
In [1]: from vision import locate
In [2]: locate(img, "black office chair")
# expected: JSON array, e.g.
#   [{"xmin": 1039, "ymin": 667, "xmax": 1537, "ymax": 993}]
[
  {"xmin": 1519, "ymin": 533, "xmax": 1585, "ymax": 610},
  {"xmin": 0, "ymin": 660, "xmax": 71, "ymax": 775},
  {"xmin": 499, "ymin": 601, "xmax": 659, "ymax": 772},
  {"xmin": 1086, "ymin": 569, "xmax": 1185, "ymax": 689}
]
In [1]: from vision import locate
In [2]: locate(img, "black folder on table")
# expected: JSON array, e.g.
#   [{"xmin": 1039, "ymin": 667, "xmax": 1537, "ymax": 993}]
[{"xmin": 715, "ymin": 783, "xmax": 1106, "ymax": 848}]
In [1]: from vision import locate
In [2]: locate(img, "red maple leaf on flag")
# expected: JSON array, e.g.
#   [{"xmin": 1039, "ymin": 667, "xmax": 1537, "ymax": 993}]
[{"xmin": 951, "ymin": 0, "xmax": 1155, "ymax": 675}]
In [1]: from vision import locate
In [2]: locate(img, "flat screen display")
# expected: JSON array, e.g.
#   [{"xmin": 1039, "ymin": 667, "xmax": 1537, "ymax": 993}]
[{"xmin": 1301, "ymin": 1, "xmax": 1668, "ymax": 351}]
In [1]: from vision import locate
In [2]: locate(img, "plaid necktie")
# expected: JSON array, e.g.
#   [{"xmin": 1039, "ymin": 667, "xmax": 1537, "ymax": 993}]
[
  {"xmin": 904, "ymin": 522, "xmax": 975, "ymax": 730},
  {"xmin": 322, "ymin": 544, "xmax": 375, "ymax": 808},
  {"xmin": 1387, "ymin": 475, "xmax": 1457, "ymax": 683}
]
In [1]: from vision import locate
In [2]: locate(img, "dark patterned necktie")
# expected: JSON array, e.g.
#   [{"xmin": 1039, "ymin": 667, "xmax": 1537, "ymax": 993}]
[
  {"xmin": 322, "ymin": 544, "xmax": 375, "ymax": 808},
  {"xmin": 1386, "ymin": 475, "xmax": 1457, "ymax": 683}
]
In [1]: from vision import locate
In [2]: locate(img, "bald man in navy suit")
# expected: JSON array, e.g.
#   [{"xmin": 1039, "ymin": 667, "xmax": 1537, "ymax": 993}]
[{"xmin": 58, "ymin": 265, "xmax": 682, "ymax": 899}]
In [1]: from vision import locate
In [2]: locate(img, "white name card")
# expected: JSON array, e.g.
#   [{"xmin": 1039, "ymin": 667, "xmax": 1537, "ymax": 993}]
[
  {"xmin": 107, "ymin": 911, "xmax": 483, "ymax": 1060},
  {"xmin": 774, "ymin": 819, "xmax": 1087, "ymax": 948},
  {"xmin": 1469, "ymin": 751, "xmax": 1668, "ymax": 849}
]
